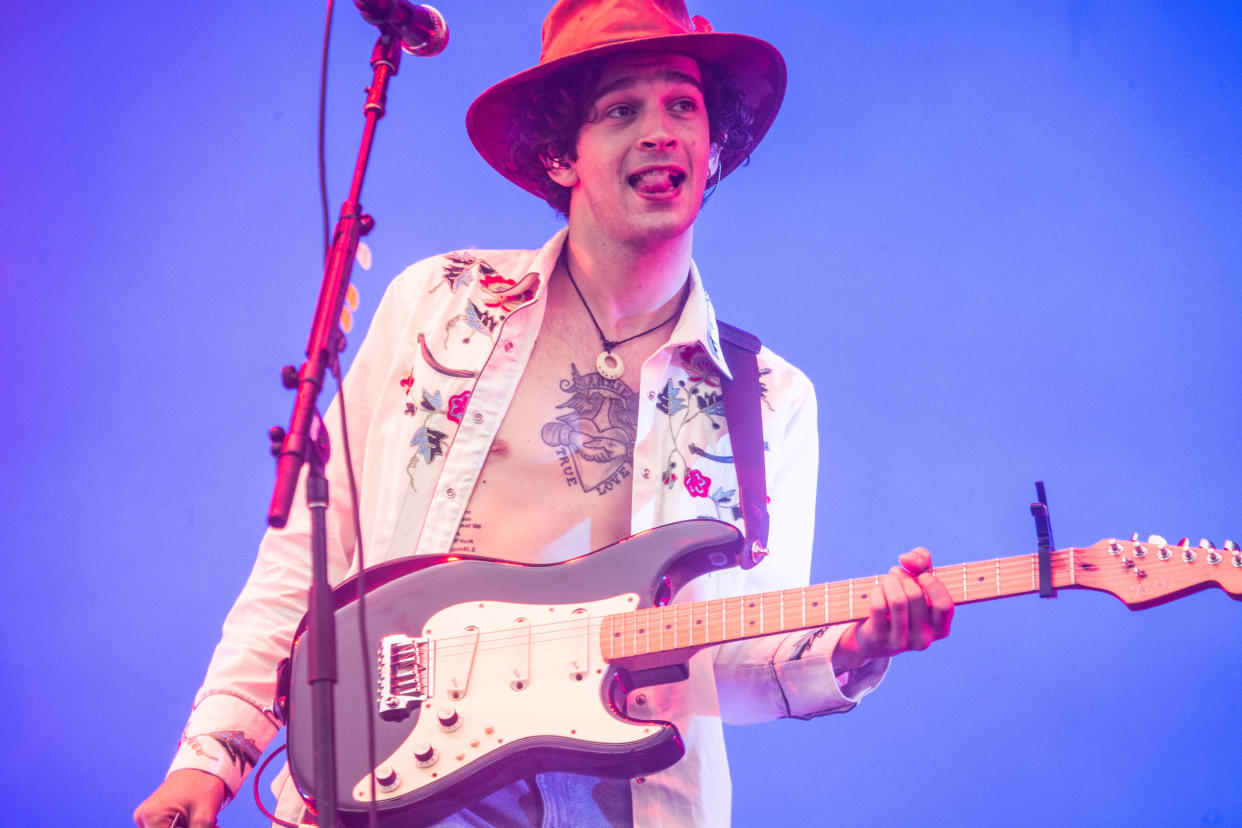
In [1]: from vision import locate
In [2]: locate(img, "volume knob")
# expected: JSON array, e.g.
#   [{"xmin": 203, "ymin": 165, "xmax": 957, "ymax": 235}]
[
  {"xmin": 437, "ymin": 705, "xmax": 461, "ymax": 732},
  {"xmin": 413, "ymin": 741, "xmax": 438, "ymax": 768},
  {"xmin": 374, "ymin": 763, "xmax": 400, "ymax": 793}
]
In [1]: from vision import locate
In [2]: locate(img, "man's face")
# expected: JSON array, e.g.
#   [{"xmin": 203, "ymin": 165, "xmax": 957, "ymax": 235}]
[{"xmin": 549, "ymin": 52, "xmax": 717, "ymax": 247}]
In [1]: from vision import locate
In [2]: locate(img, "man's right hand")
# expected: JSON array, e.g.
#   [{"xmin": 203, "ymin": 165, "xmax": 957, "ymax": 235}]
[{"xmin": 133, "ymin": 768, "xmax": 227, "ymax": 828}]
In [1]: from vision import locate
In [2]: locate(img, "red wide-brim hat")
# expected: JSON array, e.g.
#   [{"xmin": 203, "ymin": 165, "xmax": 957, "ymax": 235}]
[{"xmin": 466, "ymin": 0, "xmax": 787, "ymax": 199}]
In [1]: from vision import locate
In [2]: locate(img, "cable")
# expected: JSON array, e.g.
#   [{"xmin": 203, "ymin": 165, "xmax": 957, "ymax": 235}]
[
  {"xmin": 331, "ymin": 357, "xmax": 380, "ymax": 828},
  {"xmin": 251, "ymin": 744, "xmax": 312, "ymax": 828},
  {"xmin": 318, "ymin": 0, "xmax": 335, "ymax": 261}
]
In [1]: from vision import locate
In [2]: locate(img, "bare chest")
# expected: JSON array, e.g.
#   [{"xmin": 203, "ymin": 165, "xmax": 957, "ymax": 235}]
[{"xmin": 450, "ymin": 318, "xmax": 651, "ymax": 565}]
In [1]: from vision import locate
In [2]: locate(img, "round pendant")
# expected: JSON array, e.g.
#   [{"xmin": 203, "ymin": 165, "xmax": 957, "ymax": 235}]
[{"xmin": 596, "ymin": 350, "xmax": 624, "ymax": 380}]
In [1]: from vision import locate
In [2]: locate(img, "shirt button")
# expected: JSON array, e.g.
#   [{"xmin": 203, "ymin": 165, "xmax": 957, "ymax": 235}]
[
  {"xmin": 504, "ymin": 341, "xmax": 514, "ymax": 352},
  {"xmin": 647, "ymin": 391, "xmax": 656, "ymax": 400},
  {"xmin": 445, "ymin": 487, "xmax": 456, "ymax": 498},
  {"xmin": 641, "ymin": 469, "xmax": 650, "ymax": 479},
  {"xmin": 471, "ymin": 412, "xmax": 484, "ymax": 424},
  {"xmin": 635, "ymin": 777, "xmax": 645, "ymax": 784},
  {"xmin": 635, "ymin": 694, "xmax": 647, "ymax": 706}
]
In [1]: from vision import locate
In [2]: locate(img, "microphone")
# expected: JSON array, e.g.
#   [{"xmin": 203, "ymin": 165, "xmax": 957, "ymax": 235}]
[{"xmin": 354, "ymin": 0, "xmax": 449, "ymax": 56}]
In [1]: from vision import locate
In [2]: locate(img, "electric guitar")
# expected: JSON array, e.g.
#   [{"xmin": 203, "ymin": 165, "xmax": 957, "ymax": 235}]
[{"xmin": 281, "ymin": 519, "xmax": 1240, "ymax": 826}]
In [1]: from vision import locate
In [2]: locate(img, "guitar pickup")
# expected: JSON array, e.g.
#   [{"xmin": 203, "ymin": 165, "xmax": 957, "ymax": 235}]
[{"xmin": 377, "ymin": 634, "xmax": 432, "ymax": 722}]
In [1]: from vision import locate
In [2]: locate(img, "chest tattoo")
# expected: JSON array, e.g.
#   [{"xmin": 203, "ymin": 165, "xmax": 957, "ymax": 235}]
[
  {"xmin": 540, "ymin": 363, "xmax": 638, "ymax": 497},
  {"xmin": 450, "ymin": 508, "xmax": 482, "ymax": 556}
]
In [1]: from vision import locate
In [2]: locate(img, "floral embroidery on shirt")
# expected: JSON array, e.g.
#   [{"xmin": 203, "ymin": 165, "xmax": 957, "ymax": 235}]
[
  {"xmin": 405, "ymin": 389, "xmax": 454, "ymax": 488},
  {"xmin": 709, "ymin": 485, "xmax": 743, "ymax": 521},
  {"xmin": 479, "ymin": 269, "xmax": 540, "ymax": 314},
  {"xmin": 444, "ymin": 300, "xmax": 501, "ymax": 347},
  {"xmin": 758, "ymin": 366, "xmax": 774, "ymax": 412},
  {"xmin": 683, "ymin": 468, "xmax": 711, "ymax": 497},
  {"xmin": 432, "ymin": 252, "xmax": 478, "ymax": 294},
  {"xmin": 678, "ymin": 344, "xmax": 722, "ymax": 388},
  {"xmin": 208, "ymin": 730, "xmax": 261, "ymax": 773},
  {"xmin": 446, "ymin": 390, "xmax": 471, "ymax": 424},
  {"xmin": 434, "ymin": 254, "xmax": 537, "ymax": 346},
  {"xmin": 400, "ymin": 367, "xmax": 416, "ymax": 395},
  {"xmin": 656, "ymin": 346, "xmax": 748, "ymax": 521},
  {"xmin": 418, "ymin": 332, "xmax": 478, "ymax": 379}
]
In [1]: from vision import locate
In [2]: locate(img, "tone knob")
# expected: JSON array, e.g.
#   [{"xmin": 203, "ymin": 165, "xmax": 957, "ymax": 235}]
[
  {"xmin": 413, "ymin": 741, "xmax": 438, "ymax": 768},
  {"xmin": 437, "ymin": 705, "xmax": 461, "ymax": 732},
  {"xmin": 375, "ymin": 763, "xmax": 400, "ymax": 793}
]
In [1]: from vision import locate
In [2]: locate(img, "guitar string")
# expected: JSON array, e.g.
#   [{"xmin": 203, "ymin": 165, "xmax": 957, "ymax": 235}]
[
  {"xmin": 417, "ymin": 552, "xmax": 1081, "ymax": 658},
  {"xmin": 386, "ymin": 552, "xmax": 1088, "ymax": 662}
]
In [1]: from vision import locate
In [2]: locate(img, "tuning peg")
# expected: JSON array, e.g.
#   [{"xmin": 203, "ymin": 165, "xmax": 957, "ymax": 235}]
[
  {"xmin": 1146, "ymin": 534, "xmax": 1167, "ymax": 545},
  {"xmin": 1199, "ymin": 538, "xmax": 1216, "ymax": 549},
  {"xmin": 1131, "ymin": 532, "xmax": 1140, "ymax": 542},
  {"xmin": 1224, "ymin": 540, "xmax": 1238, "ymax": 551}
]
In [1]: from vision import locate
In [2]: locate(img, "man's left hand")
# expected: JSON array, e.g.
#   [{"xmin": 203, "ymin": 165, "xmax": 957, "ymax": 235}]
[{"xmin": 833, "ymin": 547, "xmax": 954, "ymax": 671}]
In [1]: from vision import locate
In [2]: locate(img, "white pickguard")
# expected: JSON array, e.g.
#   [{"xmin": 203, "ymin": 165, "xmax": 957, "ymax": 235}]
[{"xmin": 352, "ymin": 592, "xmax": 650, "ymax": 803}]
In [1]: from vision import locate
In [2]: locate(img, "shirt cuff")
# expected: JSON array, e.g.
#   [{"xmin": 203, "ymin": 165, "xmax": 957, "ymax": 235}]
[
  {"xmin": 167, "ymin": 693, "xmax": 279, "ymax": 797},
  {"xmin": 771, "ymin": 625, "xmax": 889, "ymax": 719}
]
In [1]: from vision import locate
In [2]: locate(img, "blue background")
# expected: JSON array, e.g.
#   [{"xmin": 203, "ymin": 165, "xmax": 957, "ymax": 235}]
[{"xmin": 2, "ymin": 1, "xmax": 1239, "ymax": 825}]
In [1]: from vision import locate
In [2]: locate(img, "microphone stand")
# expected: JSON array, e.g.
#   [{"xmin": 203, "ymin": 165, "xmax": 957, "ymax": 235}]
[{"xmin": 268, "ymin": 32, "xmax": 405, "ymax": 828}]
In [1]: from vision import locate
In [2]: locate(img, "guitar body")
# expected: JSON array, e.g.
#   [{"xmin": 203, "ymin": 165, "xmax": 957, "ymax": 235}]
[{"xmin": 285, "ymin": 519, "xmax": 745, "ymax": 826}]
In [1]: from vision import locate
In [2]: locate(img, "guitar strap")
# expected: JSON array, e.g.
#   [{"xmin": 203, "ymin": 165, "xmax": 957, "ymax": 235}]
[{"xmin": 716, "ymin": 321, "xmax": 769, "ymax": 569}]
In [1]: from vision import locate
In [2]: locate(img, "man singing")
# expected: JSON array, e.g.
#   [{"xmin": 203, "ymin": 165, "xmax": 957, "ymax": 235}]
[{"xmin": 135, "ymin": 1, "xmax": 953, "ymax": 825}]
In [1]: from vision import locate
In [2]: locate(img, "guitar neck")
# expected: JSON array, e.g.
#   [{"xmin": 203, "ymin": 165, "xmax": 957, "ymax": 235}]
[{"xmin": 601, "ymin": 550, "xmax": 1077, "ymax": 663}]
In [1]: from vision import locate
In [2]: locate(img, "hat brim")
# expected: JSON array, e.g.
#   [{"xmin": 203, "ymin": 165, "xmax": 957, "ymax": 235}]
[{"xmin": 466, "ymin": 31, "xmax": 787, "ymax": 199}]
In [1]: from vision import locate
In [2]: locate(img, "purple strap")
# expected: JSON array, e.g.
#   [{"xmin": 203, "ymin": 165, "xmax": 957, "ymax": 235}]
[{"xmin": 717, "ymin": 321, "xmax": 769, "ymax": 569}]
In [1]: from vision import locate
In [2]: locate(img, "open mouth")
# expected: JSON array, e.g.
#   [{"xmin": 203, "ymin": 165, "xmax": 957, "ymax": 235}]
[{"xmin": 627, "ymin": 168, "xmax": 686, "ymax": 194}]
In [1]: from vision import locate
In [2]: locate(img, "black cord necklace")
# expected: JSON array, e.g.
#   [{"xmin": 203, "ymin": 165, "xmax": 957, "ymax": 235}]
[{"xmin": 563, "ymin": 256, "xmax": 685, "ymax": 380}]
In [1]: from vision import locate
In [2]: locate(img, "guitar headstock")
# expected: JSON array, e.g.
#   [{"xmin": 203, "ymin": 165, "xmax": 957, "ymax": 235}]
[{"xmin": 1069, "ymin": 535, "xmax": 1242, "ymax": 609}]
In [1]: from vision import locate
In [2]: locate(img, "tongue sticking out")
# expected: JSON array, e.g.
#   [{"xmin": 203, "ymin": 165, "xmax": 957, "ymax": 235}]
[{"xmin": 630, "ymin": 169, "xmax": 682, "ymax": 194}]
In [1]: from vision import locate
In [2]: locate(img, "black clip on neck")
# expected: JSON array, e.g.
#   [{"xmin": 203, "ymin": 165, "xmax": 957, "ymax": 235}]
[{"xmin": 1029, "ymin": 480, "xmax": 1056, "ymax": 598}]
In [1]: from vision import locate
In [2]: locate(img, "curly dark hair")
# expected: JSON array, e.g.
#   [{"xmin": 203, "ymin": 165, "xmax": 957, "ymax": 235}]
[{"xmin": 508, "ymin": 58, "xmax": 756, "ymax": 216}]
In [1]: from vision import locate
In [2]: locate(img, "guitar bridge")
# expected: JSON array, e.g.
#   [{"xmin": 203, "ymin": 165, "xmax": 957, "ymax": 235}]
[{"xmin": 377, "ymin": 634, "xmax": 432, "ymax": 721}]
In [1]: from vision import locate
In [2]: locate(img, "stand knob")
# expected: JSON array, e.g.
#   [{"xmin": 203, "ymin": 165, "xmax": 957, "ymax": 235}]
[{"xmin": 268, "ymin": 426, "xmax": 286, "ymax": 457}]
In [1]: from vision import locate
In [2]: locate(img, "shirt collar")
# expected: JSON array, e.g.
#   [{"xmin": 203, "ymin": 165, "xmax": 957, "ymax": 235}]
[{"xmin": 666, "ymin": 258, "xmax": 733, "ymax": 381}]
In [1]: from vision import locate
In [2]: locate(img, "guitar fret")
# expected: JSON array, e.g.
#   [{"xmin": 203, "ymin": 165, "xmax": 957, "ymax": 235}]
[
  {"xmin": 700, "ymin": 599, "xmax": 711, "ymax": 646},
  {"xmin": 596, "ymin": 549, "xmax": 1110, "ymax": 668}
]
